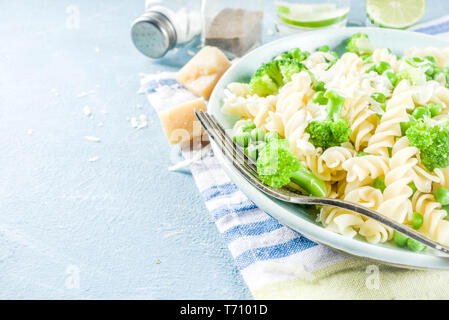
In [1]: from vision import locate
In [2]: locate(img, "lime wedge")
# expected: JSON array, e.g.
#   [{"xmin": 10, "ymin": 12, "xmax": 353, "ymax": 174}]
[
  {"xmin": 275, "ymin": 2, "xmax": 349, "ymax": 28},
  {"xmin": 366, "ymin": 0, "xmax": 426, "ymax": 29}
]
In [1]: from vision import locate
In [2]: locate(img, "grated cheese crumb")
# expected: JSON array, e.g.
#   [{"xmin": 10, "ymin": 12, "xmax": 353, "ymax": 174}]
[
  {"xmin": 27, "ymin": 129, "xmax": 33, "ymax": 135},
  {"xmin": 84, "ymin": 135, "xmax": 101, "ymax": 142},
  {"xmin": 88, "ymin": 156, "xmax": 100, "ymax": 162},
  {"xmin": 77, "ymin": 90, "xmax": 96, "ymax": 98},
  {"xmin": 83, "ymin": 105, "xmax": 92, "ymax": 117},
  {"xmin": 130, "ymin": 117, "xmax": 139, "ymax": 128}
]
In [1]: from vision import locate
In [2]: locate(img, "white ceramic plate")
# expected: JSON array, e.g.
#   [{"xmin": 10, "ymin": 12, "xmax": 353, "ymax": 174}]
[{"xmin": 208, "ymin": 27, "xmax": 449, "ymax": 269}]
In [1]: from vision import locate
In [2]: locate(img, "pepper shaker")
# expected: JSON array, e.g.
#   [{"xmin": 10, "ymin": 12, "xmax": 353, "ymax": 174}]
[{"xmin": 201, "ymin": 0, "xmax": 265, "ymax": 58}]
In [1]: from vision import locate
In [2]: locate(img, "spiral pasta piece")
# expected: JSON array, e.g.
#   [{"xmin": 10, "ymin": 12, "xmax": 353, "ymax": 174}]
[
  {"xmin": 342, "ymin": 155, "xmax": 389, "ymax": 183},
  {"xmin": 412, "ymin": 192, "xmax": 449, "ymax": 245},
  {"xmin": 377, "ymin": 137, "xmax": 417, "ymax": 224},
  {"xmin": 302, "ymin": 143, "xmax": 356, "ymax": 183},
  {"xmin": 364, "ymin": 81, "xmax": 414, "ymax": 157},
  {"xmin": 222, "ymin": 82, "xmax": 277, "ymax": 128},
  {"xmin": 318, "ymin": 186, "xmax": 383, "ymax": 240}
]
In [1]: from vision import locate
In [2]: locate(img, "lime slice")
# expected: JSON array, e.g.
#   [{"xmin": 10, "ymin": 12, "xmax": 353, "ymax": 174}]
[
  {"xmin": 275, "ymin": 2, "xmax": 349, "ymax": 28},
  {"xmin": 366, "ymin": 0, "xmax": 426, "ymax": 29}
]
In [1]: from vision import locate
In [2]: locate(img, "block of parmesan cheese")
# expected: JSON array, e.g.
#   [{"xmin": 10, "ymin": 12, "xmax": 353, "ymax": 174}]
[
  {"xmin": 158, "ymin": 98, "xmax": 207, "ymax": 145},
  {"xmin": 176, "ymin": 46, "xmax": 231, "ymax": 100}
]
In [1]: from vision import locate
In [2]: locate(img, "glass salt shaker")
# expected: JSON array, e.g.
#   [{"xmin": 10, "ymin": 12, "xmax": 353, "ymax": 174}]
[
  {"xmin": 201, "ymin": 0, "xmax": 265, "ymax": 58},
  {"xmin": 131, "ymin": 0, "xmax": 202, "ymax": 59}
]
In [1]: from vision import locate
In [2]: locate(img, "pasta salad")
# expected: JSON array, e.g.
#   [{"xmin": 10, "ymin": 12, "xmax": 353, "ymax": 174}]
[{"xmin": 221, "ymin": 33, "xmax": 449, "ymax": 252}]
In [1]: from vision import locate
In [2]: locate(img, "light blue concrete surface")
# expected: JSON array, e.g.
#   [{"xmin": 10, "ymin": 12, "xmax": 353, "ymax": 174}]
[{"xmin": 0, "ymin": 0, "xmax": 445, "ymax": 299}]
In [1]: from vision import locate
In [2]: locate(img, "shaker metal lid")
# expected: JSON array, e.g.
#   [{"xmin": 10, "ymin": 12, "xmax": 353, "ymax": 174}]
[{"xmin": 131, "ymin": 10, "xmax": 177, "ymax": 59}]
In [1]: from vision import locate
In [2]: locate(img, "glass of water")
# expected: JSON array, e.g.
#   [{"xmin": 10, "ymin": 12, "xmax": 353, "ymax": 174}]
[{"xmin": 274, "ymin": 0, "xmax": 350, "ymax": 35}]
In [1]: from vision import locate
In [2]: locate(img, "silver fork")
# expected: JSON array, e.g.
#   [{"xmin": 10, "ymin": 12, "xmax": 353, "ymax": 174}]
[{"xmin": 195, "ymin": 110, "xmax": 449, "ymax": 256}]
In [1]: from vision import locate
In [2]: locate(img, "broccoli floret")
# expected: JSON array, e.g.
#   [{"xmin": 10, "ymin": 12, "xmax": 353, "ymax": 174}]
[
  {"xmin": 305, "ymin": 90, "xmax": 351, "ymax": 150},
  {"xmin": 256, "ymin": 137, "xmax": 327, "ymax": 196},
  {"xmin": 279, "ymin": 48, "xmax": 310, "ymax": 63},
  {"xmin": 249, "ymin": 59, "xmax": 306, "ymax": 97},
  {"xmin": 345, "ymin": 33, "xmax": 377, "ymax": 56},
  {"xmin": 248, "ymin": 63, "xmax": 280, "ymax": 97},
  {"xmin": 277, "ymin": 59, "xmax": 305, "ymax": 83},
  {"xmin": 406, "ymin": 119, "xmax": 449, "ymax": 171},
  {"xmin": 397, "ymin": 67, "xmax": 426, "ymax": 86},
  {"xmin": 257, "ymin": 138, "xmax": 301, "ymax": 188}
]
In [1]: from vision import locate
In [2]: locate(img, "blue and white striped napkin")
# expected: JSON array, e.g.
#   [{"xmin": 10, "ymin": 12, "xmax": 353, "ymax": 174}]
[{"xmin": 140, "ymin": 16, "xmax": 449, "ymax": 299}]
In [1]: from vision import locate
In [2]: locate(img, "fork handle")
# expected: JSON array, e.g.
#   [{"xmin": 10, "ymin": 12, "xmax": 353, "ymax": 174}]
[{"xmin": 290, "ymin": 196, "xmax": 449, "ymax": 255}]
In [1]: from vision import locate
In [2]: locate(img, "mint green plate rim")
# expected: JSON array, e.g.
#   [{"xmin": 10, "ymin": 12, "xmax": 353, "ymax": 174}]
[{"xmin": 208, "ymin": 27, "xmax": 449, "ymax": 270}]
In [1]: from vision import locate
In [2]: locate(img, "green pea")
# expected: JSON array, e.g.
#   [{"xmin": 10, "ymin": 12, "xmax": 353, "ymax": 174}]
[
  {"xmin": 425, "ymin": 66, "xmax": 436, "ymax": 78},
  {"xmin": 412, "ymin": 106, "xmax": 431, "ymax": 120},
  {"xmin": 312, "ymin": 91, "xmax": 328, "ymax": 105},
  {"xmin": 435, "ymin": 187, "xmax": 449, "ymax": 205},
  {"xmin": 265, "ymin": 131, "xmax": 281, "ymax": 143},
  {"xmin": 250, "ymin": 127, "xmax": 265, "ymax": 141},
  {"xmin": 428, "ymin": 103, "xmax": 443, "ymax": 117},
  {"xmin": 385, "ymin": 71, "xmax": 398, "ymax": 87},
  {"xmin": 388, "ymin": 147, "xmax": 393, "ymax": 158},
  {"xmin": 400, "ymin": 116, "xmax": 416, "ymax": 136},
  {"xmin": 362, "ymin": 54, "xmax": 373, "ymax": 64},
  {"xmin": 412, "ymin": 212, "xmax": 424, "ymax": 230},
  {"xmin": 241, "ymin": 121, "xmax": 256, "ymax": 132},
  {"xmin": 425, "ymin": 55, "xmax": 437, "ymax": 64},
  {"xmin": 317, "ymin": 45, "xmax": 330, "ymax": 52},
  {"xmin": 312, "ymin": 81, "xmax": 326, "ymax": 92},
  {"xmin": 393, "ymin": 231, "xmax": 408, "ymax": 247},
  {"xmin": 371, "ymin": 92, "xmax": 386, "ymax": 103},
  {"xmin": 408, "ymin": 182, "xmax": 417, "ymax": 195},
  {"xmin": 357, "ymin": 152, "xmax": 369, "ymax": 157},
  {"xmin": 407, "ymin": 238, "xmax": 426, "ymax": 252},
  {"xmin": 372, "ymin": 177, "xmax": 386, "ymax": 192},
  {"xmin": 331, "ymin": 51, "xmax": 339, "ymax": 59},
  {"xmin": 376, "ymin": 61, "xmax": 391, "ymax": 74},
  {"xmin": 233, "ymin": 132, "xmax": 250, "ymax": 147}
]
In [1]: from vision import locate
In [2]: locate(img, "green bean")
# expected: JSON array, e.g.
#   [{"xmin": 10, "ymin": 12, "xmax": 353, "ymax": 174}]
[
  {"xmin": 245, "ymin": 144, "xmax": 259, "ymax": 160},
  {"xmin": 393, "ymin": 231, "xmax": 408, "ymax": 247},
  {"xmin": 250, "ymin": 128, "xmax": 265, "ymax": 141},
  {"xmin": 290, "ymin": 165, "xmax": 327, "ymax": 198},
  {"xmin": 412, "ymin": 212, "xmax": 423, "ymax": 230},
  {"xmin": 407, "ymin": 238, "xmax": 426, "ymax": 252},
  {"xmin": 435, "ymin": 187, "xmax": 449, "ymax": 205},
  {"xmin": 233, "ymin": 132, "xmax": 250, "ymax": 147}
]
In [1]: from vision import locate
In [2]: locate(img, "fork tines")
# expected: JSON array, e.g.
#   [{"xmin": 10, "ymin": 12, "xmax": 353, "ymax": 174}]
[{"xmin": 194, "ymin": 110, "xmax": 262, "ymax": 183}]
